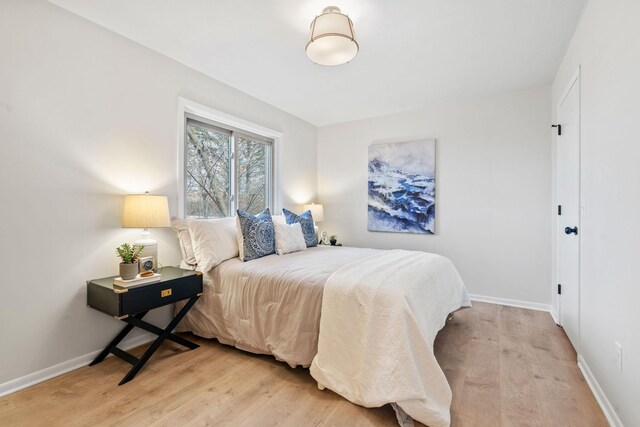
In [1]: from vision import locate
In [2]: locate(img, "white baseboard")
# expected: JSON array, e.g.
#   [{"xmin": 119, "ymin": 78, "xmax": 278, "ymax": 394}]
[
  {"xmin": 469, "ymin": 294, "xmax": 552, "ymax": 313},
  {"xmin": 0, "ymin": 332, "xmax": 155, "ymax": 398},
  {"xmin": 578, "ymin": 354, "xmax": 623, "ymax": 427},
  {"xmin": 549, "ymin": 309, "xmax": 559, "ymax": 325}
]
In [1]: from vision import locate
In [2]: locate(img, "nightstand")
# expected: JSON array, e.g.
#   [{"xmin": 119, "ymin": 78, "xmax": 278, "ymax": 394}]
[{"xmin": 87, "ymin": 266, "xmax": 203, "ymax": 385}]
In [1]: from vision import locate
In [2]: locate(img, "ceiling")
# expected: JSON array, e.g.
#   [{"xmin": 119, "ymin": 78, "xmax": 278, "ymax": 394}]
[{"xmin": 49, "ymin": 0, "xmax": 586, "ymax": 126}]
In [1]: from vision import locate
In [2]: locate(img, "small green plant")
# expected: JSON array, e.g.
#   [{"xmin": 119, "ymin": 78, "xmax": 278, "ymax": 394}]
[
  {"xmin": 330, "ymin": 235, "xmax": 337, "ymax": 240},
  {"xmin": 116, "ymin": 243, "xmax": 144, "ymax": 264}
]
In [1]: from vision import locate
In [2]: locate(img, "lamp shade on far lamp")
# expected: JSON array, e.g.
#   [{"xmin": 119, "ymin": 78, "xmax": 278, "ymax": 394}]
[
  {"xmin": 303, "ymin": 203, "xmax": 324, "ymax": 223},
  {"xmin": 122, "ymin": 192, "xmax": 170, "ymax": 271}
]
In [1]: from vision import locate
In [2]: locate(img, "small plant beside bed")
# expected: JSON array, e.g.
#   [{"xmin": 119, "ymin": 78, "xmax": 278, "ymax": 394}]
[{"xmin": 116, "ymin": 243, "xmax": 143, "ymax": 280}]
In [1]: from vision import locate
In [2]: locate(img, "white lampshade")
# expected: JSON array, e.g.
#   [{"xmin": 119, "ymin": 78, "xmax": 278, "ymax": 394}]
[
  {"xmin": 122, "ymin": 193, "xmax": 170, "ymax": 228},
  {"xmin": 303, "ymin": 203, "xmax": 325, "ymax": 222},
  {"xmin": 306, "ymin": 6, "xmax": 358, "ymax": 66}
]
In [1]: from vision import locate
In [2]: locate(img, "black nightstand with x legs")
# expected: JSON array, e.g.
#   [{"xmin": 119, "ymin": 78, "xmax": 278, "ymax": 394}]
[{"xmin": 86, "ymin": 267, "xmax": 203, "ymax": 385}]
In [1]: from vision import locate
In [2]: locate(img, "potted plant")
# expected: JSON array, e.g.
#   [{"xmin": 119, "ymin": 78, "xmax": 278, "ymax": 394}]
[
  {"xmin": 116, "ymin": 243, "xmax": 144, "ymax": 280},
  {"xmin": 329, "ymin": 235, "xmax": 338, "ymax": 246}
]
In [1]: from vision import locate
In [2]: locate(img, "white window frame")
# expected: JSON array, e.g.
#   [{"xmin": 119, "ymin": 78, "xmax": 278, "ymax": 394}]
[{"xmin": 177, "ymin": 97, "xmax": 283, "ymax": 219}]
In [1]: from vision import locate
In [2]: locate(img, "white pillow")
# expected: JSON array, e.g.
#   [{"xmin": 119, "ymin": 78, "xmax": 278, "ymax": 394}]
[
  {"xmin": 171, "ymin": 219, "xmax": 197, "ymax": 266},
  {"xmin": 188, "ymin": 217, "xmax": 239, "ymax": 272},
  {"xmin": 273, "ymin": 222, "xmax": 307, "ymax": 256},
  {"xmin": 236, "ymin": 217, "xmax": 244, "ymax": 261},
  {"xmin": 272, "ymin": 214, "xmax": 287, "ymax": 224}
]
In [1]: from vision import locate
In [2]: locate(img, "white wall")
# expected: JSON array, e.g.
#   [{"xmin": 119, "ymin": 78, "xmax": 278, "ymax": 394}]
[
  {"xmin": 318, "ymin": 87, "xmax": 551, "ymax": 305},
  {"xmin": 0, "ymin": 0, "xmax": 317, "ymax": 387},
  {"xmin": 551, "ymin": 0, "xmax": 640, "ymax": 424}
]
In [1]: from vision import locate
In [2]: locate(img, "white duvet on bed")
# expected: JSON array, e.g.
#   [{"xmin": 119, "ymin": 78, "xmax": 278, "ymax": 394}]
[{"xmin": 309, "ymin": 249, "xmax": 471, "ymax": 427}]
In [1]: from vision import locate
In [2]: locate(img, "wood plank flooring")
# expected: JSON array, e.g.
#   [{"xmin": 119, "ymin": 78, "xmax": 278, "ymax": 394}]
[{"xmin": 0, "ymin": 302, "xmax": 607, "ymax": 426}]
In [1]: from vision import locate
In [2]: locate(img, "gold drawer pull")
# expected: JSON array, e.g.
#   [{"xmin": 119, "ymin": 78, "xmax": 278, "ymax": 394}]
[{"xmin": 161, "ymin": 289, "xmax": 172, "ymax": 298}]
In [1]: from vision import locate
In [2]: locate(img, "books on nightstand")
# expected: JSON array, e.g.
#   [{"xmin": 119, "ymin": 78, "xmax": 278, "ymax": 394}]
[{"xmin": 113, "ymin": 273, "xmax": 162, "ymax": 289}]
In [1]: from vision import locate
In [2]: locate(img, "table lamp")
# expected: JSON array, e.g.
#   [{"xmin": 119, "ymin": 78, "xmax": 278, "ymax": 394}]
[
  {"xmin": 303, "ymin": 203, "xmax": 324, "ymax": 239},
  {"xmin": 122, "ymin": 192, "xmax": 170, "ymax": 272}
]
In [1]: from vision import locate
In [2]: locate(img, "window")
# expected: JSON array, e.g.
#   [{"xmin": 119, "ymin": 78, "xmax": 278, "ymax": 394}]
[{"xmin": 184, "ymin": 114, "xmax": 273, "ymax": 218}]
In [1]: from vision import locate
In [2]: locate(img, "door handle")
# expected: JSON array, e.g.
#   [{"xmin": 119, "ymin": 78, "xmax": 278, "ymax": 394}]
[{"xmin": 564, "ymin": 226, "xmax": 578, "ymax": 235}]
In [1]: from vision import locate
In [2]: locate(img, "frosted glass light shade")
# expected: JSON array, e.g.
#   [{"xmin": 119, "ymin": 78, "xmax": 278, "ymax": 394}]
[
  {"xmin": 303, "ymin": 203, "xmax": 325, "ymax": 222},
  {"xmin": 306, "ymin": 6, "xmax": 358, "ymax": 66},
  {"xmin": 122, "ymin": 193, "xmax": 170, "ymax": 228}
]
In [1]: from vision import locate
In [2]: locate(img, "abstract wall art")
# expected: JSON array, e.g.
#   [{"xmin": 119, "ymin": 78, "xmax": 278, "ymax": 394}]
[{"xmin": 368, "ymin": 139, "xmax": 436, "ymax": 234}]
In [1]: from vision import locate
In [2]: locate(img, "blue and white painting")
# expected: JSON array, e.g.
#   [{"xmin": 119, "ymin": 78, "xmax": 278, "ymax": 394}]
[{"xmin": 368, "ymin": 139, "xmax": 436, "ymax": 234}]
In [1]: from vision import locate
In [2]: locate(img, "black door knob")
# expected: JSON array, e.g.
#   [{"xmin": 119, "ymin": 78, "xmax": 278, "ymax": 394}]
[{"xmin": 565, "ymin": 226, "xmax": 578, "ymax": 235}]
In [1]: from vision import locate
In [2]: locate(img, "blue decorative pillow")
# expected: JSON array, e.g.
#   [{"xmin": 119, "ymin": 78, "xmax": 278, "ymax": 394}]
[
  {"xmin": 236, "ymin": 208, "xmax": 275, "ymax": 262},
  {"xmin": 283, "ymin": 208, "xmax": 317, "ymax": 247}
]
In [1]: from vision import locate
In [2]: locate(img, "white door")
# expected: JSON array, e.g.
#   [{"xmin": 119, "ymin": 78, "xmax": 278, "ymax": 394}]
[{"xmin": 557, "ymin": 71, "xmax": 581, "ymax": 351}]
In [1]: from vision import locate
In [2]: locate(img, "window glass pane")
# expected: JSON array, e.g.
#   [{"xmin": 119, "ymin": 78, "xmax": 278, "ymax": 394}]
[
  {"xmin": 185, "ymin": 121, "xmax": 231, "ymax": 218},
  {"xmin": 237, "ymin": 135, "xmax": 269, "ymax": 214}
]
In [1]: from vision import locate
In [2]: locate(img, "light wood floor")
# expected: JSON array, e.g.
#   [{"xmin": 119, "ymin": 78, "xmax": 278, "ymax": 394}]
[{"xmin": 0, "ymin": 302, "xmax": 607, "ymax": 426}]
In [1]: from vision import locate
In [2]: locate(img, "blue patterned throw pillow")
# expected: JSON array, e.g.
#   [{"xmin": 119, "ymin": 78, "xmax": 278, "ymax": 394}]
[
  {"xmin": 283, "ymin": 208, "xmax": 318, "ymax": 247},
  {"xmin": 236, "ymin": 208, "xmax": 275, "ymax": 262}
]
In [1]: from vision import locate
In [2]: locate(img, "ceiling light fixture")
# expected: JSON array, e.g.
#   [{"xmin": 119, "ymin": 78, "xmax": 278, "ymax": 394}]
[{"xmin": 306, "ymin": 6, "xmax": 358, "ymax": 66}]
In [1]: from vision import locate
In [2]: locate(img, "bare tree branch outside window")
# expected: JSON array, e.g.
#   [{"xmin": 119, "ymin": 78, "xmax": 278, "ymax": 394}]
[
  {"xmin": 185, "ymin": 119, "xmax": 271, "ymax": 218},
  {"xmin": 237, "ymin": 136, "xmax": 268, "ymax": 215},
  {"xmin": 186, "ymin": 123, "xmax": 231, "ymax": 218}
]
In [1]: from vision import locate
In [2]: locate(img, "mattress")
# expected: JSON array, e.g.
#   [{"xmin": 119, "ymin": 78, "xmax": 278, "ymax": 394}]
[{"xmin": 176, "ymin": 245, "xmax": 380, "ymax": 367}]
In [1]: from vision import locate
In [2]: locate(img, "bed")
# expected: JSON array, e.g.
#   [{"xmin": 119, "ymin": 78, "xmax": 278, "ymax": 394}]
[{"xmin": 172, "ymin": 217, "xmax": 471, "ymax": 427}]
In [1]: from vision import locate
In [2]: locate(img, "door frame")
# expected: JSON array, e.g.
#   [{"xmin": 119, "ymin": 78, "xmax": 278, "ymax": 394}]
[{"xmin": 555, "ymin": 65, "xmax": 581, "ymax": 349}]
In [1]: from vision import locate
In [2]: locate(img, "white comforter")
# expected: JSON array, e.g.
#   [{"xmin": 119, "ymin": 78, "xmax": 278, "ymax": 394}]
[{"xmin": 310, "ymin": 249, "xmax": 471, "ymax": 427}]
